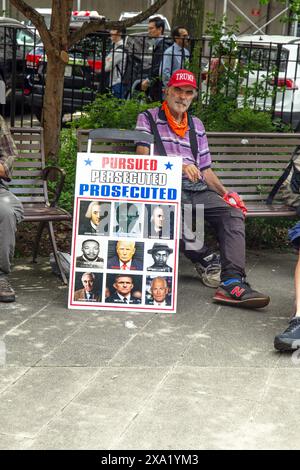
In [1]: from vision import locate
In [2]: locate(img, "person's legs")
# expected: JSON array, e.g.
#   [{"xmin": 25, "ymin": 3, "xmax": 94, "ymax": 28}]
[
  {"xmin": 0, "ymin": 188, "xmax": 23, "ymax": 302},
  {"xmin": 112, "ymin": 82, "xmax": 124, "ymax": 99},
  {"xmin": 181, "ymin": 189, "xmax": 245, "ymax": 279},
  {"xmin": 274, "ymin": 250, "xmax": 300, "ymax": 351},
  {"xmin": 181, "ymin": 189, "xmax": 269, "ymax": 308},
  {"xmin": 295, "ymin": 251, "xmax": 300, "ymax": 317}
]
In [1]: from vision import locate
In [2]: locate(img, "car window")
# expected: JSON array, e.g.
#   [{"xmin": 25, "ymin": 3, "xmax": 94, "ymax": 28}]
[
  {"xmin": 16, "ymin": 28, "xmax": 36, "ymax": 46},
  {"xmin": 238, "ymin": 45, "xmax": 289, "ymax": 72}
]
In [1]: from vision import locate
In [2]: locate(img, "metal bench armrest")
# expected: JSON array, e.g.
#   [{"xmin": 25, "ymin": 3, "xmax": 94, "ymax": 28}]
[{"xmin": 42, "ymin": 166, "xmax": 66, "ymax": 207}]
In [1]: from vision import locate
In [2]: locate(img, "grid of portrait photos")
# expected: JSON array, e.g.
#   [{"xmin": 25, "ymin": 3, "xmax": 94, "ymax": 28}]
[{"xmin": 69, "ymin": 197, "xmax": 180, "ymax": 312}]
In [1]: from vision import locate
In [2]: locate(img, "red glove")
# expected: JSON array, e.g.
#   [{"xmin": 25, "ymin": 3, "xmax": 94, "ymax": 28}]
[{"xmin": 223, "ymin": 192, "xmax": 248, "ymax": 215}]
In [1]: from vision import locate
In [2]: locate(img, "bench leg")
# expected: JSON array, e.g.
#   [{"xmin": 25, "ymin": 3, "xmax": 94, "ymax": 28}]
[
  {"xmin": 47, "ymin": 221, "xmax": 68, "ymax": 285},
  {"xmin": 32, "ymin": 221, "xmax": 46, "ymax": 263}
]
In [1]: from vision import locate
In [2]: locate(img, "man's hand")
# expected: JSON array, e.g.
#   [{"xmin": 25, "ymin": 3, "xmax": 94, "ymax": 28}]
[
  {"xmin": 223, "ymin": 192, "xmax": 248, "ymax": 215},
  {"xmin": 182, "ymin": 164, "xmax": 201, "ymax": 183},
  {"xmin": 141, "ymin": 79, "xmax": 150, "ymax": 91}
]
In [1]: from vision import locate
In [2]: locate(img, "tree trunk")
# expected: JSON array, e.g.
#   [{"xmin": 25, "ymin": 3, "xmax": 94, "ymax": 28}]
[
  {"xmin": 172, "ymin": 0, "xmax": 205, "ymax": 38},
  {"xmin": 42, "ymin": 52, "xmax": 66, "ymax": 162}
]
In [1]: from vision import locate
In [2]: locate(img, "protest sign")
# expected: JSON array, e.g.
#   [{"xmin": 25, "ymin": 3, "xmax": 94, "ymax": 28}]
[{"xmin": 68, "ymin": 152, "xmax": 182, "ymax": 313}]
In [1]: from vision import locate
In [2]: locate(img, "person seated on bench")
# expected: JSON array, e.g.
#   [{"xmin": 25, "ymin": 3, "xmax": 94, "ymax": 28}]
[
  {"xmin": 274, "ymin": 222, "xmax": 300, "ymax": 351},
  {"xmin": 0, "ymin": 115, "xmax": 24, "ymax": 302},
  {"xmin": 135, "ymin": 68, "xmax": 270, "ymax": 309}
]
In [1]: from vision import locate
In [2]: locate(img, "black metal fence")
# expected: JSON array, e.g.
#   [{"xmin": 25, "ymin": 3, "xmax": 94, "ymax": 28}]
[{"xmin": 2, "ymin": 24, "xmax": 300, "ymax": 129}]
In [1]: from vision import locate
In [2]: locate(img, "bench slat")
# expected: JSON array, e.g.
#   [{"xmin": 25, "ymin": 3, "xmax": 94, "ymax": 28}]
[
  {"xmin": 11, "ymin": 187, "xmax": 44, "ymax": 194},
  {"xmin": 12, "ymin": 170, "xmax": 42, "ymax": 176},
  {"xmin": 215, "ymin": 178, "xmax": 279, "ymax": 184},
  {"xmin": 210, "ymin": 146, "xmax": 294, "ymax": 154},
  {"xmin": 17, "ymin": 196, "xmax": 46, "ymax": 202},
  {"xmin": 211, "ymin": 154, "xmax": 291, "ymax": 162},
  {"xmin": 13, "ymin": 161, "xmax": 42, "ymax": 168},
  {"xmin": 208, "ymin": 138, "xmax": 300, "ymax": 145},
  {"xmin": 213, "ymin": 162, "xmax": 287, "ymax": 169},
  {"xmin": 10, "ymin": 179, "xmax": 44, "ymax": 185},
  {"xmin": 16, "ymin": 143, "xmax": 42, "ymax": 151},
  {"xmin": 214, "ymin": 170, "xmax": 281, "ymax": 177}
]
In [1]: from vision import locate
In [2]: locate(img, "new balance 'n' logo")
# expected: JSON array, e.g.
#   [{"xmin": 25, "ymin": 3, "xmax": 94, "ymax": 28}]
[{"xmin": 230, "ymin": 286, "xmax": 245, "ymax": 298}]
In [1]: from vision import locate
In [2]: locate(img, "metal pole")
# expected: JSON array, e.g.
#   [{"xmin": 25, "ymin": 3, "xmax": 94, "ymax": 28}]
[
  {"xmin": 222, "ymin": 0, "xmax": 228, "ymax": 33},
  {"xmin": 2, "ymin": 0, "xmax": 6, "ymax": 16},
  {"xmin": 77, "ymin": 0, "xmax": 80, "ymax": 11},
  {"xmin": 253, "ymin": 6, "xmax": 289, "ymax": 35},
  {"xmin": 228, "ymin": 0, "xmax": 265, "ymax": 34}
]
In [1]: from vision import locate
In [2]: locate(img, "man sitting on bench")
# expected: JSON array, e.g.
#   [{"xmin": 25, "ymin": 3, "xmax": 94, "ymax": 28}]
[
  {"xmin": 135, "ymin": 69, "xmax": 270, "ymax": 309},
  {"xmin": 0, "ymin": 115, "xmax": 23, "ymax": 302}
]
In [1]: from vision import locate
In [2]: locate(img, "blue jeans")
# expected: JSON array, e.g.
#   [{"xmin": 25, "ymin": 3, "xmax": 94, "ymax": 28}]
[{"xmin": 112, "ymin": 83, "xmax": 127, "ymax": 99}]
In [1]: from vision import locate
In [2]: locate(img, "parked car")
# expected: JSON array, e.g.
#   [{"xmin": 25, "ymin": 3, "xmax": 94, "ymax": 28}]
[
  {"xmin": 236, "ymin": 35, "xmax": 300, "ymax": 129},
  {"xmin": 25, "ymin": 33, "xmax": 107, "ymax": 121},
  {"xmin": 202, "ymin": 34, "xmax": 300, "ymax": 129},
  {"xmin": 0, "ymin": 16, "xmax": 41, "ymax": 108}
]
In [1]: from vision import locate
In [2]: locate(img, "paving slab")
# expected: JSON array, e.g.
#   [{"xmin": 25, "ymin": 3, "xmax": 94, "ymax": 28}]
[
  {"xmin": 0, "ymin": 367, "xmax": 98, "ymax": 438},
  {"xmin": 0, "ymin": 253, "xmax": 298, "ymax": 450}
]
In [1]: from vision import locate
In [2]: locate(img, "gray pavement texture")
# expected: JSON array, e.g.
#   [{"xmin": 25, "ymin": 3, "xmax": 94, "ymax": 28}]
[{"xmin": 0, "ymin": 251, "xmax": 299, "ymax": 450}]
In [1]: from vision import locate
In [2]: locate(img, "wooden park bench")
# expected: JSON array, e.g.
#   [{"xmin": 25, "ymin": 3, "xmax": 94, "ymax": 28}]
[
  {"xmin": 8, "ymin": 127, "xmax": 71, "ymax": 284},
  {"xmin": 78, "ymin": 128, "xmax": 299, "ymax": 217},
  {"xmin": 207, "ymin": 132, "xmax": 300, "ymax": 217}
]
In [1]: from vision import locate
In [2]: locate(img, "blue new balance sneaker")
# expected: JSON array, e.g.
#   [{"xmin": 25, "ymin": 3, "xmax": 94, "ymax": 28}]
[{"xmin": 213, "ymin": 279, "xmax": 270, "ymax": 309}]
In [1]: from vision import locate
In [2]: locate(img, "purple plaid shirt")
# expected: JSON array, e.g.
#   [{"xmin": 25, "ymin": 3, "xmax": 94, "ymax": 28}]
[
  {"xmin": 0, "ymin": 115, "xmax": 18, "ymax": 183},
  {"xmin": 135, "ymin": 107, "xmax": 212, "ymax": 172}
]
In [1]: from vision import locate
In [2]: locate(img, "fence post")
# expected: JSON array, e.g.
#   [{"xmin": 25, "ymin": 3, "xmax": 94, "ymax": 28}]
[
  {"xmin": 271, "ymin": 43, "xmax": 282, "ymax": 121},
  {"xmin": 10, "ymin": 27, "xmax": 17, "ymax": 127}
]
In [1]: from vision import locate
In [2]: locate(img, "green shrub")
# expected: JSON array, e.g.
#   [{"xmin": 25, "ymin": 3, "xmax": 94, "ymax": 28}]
[
  {"xmin": 246, "ymin": 217, "xmax": 296, "ymax": 250},
  {"xmin": 73, "ymin": 93, "xmax": 159, "ymax": 130},
  {"xmin": 57, "ymin": 128, "xmax": 77, "ymax": 214},
  {"xmin": 193, "ymin": 98, "xmax": 281, "ymax": 132}
]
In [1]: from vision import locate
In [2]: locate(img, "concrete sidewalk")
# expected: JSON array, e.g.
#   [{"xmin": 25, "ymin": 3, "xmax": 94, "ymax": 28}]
[{"xmin": 0, "ymin": 250, "xmax": 298, "ymax": 450}]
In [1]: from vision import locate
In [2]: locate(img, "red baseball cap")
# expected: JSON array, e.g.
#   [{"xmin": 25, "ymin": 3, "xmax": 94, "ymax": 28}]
[{"xmin": 167, "ymin": 69, "xmax": 197, "ymax": 89}]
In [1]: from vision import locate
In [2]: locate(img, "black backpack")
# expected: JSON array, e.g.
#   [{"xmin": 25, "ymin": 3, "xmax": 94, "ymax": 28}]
[{"xmin": 267, "ymin": 145, "xmax": 300, "ymax": 208}]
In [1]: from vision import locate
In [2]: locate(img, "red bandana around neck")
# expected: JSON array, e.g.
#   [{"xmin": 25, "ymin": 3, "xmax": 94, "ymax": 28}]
[{"xmin": 161, "ymin": 100, "xmax": 188, "ymax": 137}]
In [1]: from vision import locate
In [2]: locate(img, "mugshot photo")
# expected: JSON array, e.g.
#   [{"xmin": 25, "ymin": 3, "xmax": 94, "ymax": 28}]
[
  {"xmin": 145, "ymin": 241, "xmax": 174, "ymax": 273},
  {"xmin": 145, "ymin": 276, "xmax": 173, "ymax": 307},
  {"xmin": 143, "ymin": 204, "xmax": 175, "ymax": 240},
  {"xmin": 73, "ymin": 272, "xmax": 103, "ymax": 303},
  {"xmin": 112, "ymin": 202, "xmax": 143, "ymax": 238},
  {"xmin": 78, "ymin": 200, "xmax": 111, "ymax": 236},
  {"xmin": 107, "ymin": 240, "xmax": 144, "ymax": 271},
  {"xmin": 105, "ymin": 273, "xmax": 143, "ymax": 305},
  {"xmin": 75, "ymin": 236, "xmax": 106, "ymax": 270}
]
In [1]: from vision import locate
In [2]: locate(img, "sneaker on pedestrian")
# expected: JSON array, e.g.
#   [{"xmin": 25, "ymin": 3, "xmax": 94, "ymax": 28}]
[
  {"xmin": 213, "ymin": 278, "xmax": 270, "ymax": 309},
  {"xmin": 194, "ymin": 252, "xmax": 221, "ymax": 288},
  {"xmin": 0, "ymin": 277, "xmax": 16, "ymax": 302},
  {"xmin": 274, "ymin": 317, "xmax": 300, "ymax": 351}
]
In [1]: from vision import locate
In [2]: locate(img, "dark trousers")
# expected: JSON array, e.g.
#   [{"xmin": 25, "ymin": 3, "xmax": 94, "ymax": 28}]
[{"xmin": 181, "ymin": 189, "xmax": 246, "ymax": 282}]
